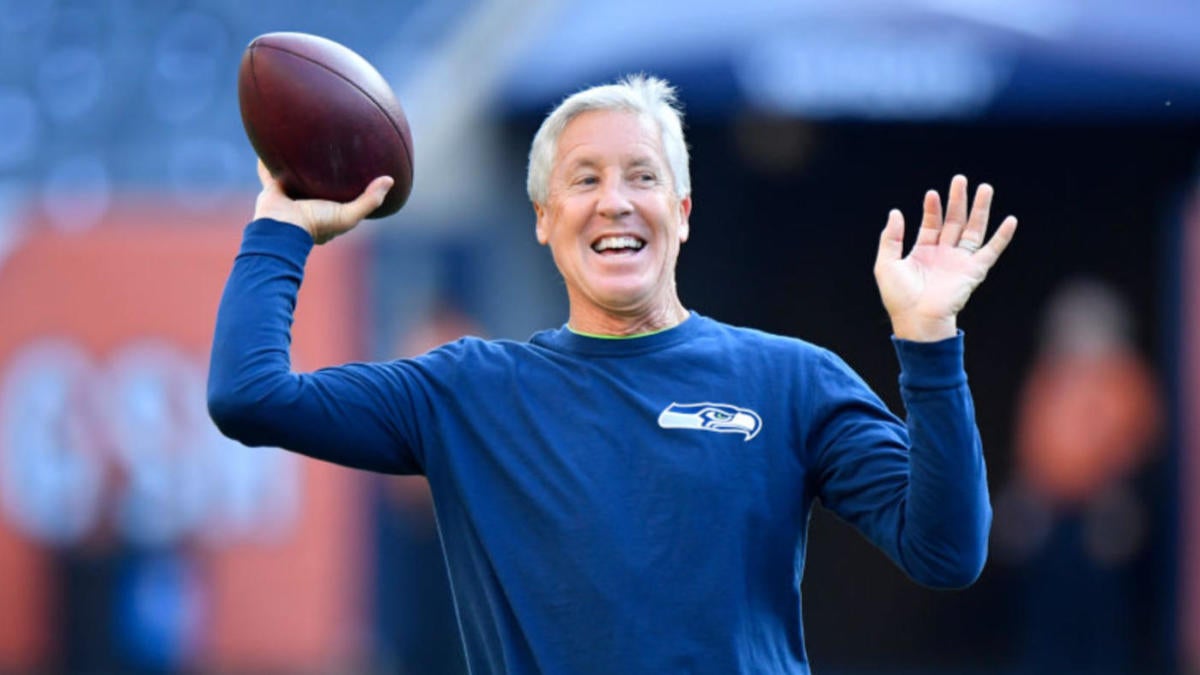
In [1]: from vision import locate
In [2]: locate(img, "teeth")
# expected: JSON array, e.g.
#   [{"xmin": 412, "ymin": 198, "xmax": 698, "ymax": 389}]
[{"xmin": 593, "ymin": 236, "xmax": 645, "ymax": 252}]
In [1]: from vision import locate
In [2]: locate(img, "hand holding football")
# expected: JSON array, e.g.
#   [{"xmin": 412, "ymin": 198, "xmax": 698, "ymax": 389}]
[{"xmin": 238, "ymin": 32, "xmax": 414, "ymax": 219}]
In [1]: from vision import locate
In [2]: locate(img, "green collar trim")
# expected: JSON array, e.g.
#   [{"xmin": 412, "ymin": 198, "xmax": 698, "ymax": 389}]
[{"xmin": 566, "ymin": 324, "xmax": 675, "ymax": 340}]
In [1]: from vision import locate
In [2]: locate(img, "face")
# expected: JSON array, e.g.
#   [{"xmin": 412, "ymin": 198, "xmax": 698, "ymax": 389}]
[{"xmin": 534, "ymin": 109, "xmax": 692, "ymax": 324}]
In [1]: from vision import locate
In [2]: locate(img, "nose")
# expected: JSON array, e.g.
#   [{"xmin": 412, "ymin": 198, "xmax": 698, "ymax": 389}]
[{"xmin": 596, "ymin": 173, "xmax": 633, "ymax": 220}]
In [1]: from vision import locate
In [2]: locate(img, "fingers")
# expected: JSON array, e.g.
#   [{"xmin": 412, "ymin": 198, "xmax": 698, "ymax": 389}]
[
  {"xmin": 338, "ymin": 175, "xmax": 395, "ymax": 225},
  {"xmin": 916, "ymin": 190, "xmax": 942, "ymax": 246},
  {"xmin": 919, "ymin": 175, "xmax": 1007, "ymax": 257},
  {"xmin": 974, "ymin": 215, "xmax": 1018, "ymax": 268},
  {"xmin": 959, "ymin": 183, "xmax": 993, "ymax": 250},
  {"xmin": 939, "ymin": 175, "xmax": 969, "ymax": 246},
  {"xmin": 876, "ymin": 209, "xmax": 906, "ymax": 267}
]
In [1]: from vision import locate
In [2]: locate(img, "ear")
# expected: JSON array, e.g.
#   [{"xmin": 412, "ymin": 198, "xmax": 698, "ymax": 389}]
[
  {"xmin": 534, "ymin": 201, "xmax": 549, "ymax": 245},
  {"xmin": 677, "ymin": 195, "xmax": 693, "ymax": 243}
]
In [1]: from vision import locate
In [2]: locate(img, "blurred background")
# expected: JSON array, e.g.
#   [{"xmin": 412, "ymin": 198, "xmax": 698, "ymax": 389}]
[{"xmin": 1, "ymin": 0, "xmax": 1198, "ymax": 673}]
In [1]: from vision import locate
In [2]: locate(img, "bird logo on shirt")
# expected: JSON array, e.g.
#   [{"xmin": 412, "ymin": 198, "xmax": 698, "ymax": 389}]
[{"xmin": 657, "ymin": 402, "xmax": 763, "ymax": 441}]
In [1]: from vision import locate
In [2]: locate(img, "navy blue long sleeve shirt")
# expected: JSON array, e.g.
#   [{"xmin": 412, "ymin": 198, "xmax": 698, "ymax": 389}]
[{"xmin": 208, "ymin": 219, "xmax": 991, "ymax": 674}]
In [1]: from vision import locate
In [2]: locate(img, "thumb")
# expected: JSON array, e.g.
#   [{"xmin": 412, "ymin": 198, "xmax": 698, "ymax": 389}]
[
  {"xmin": 256, "ymin": 159, "xmax": 285, "ymax": 194},
  {"xmin": 341, "ymin": 176, "xmax": 395, "ymax": 224},
  {"xmin": 875, "ymin": 209, "xmax": 906, "ymax": 266}
]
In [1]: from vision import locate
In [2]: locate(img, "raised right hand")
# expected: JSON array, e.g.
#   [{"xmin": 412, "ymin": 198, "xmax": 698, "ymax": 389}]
[{"xmin": 253, "ymin": 159, "xmax": 395, "ymax": 245}]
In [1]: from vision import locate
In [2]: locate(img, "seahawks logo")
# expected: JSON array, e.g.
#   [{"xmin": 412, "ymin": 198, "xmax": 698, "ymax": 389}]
[{"xmin": 657, "ymin": 402, "xmax": 763, "ymax": 441}]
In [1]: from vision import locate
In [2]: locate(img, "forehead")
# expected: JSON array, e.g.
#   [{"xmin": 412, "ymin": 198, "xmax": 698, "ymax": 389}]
[{"xmin": 553, "ymin": 109, "xmax": 665, "ymax": 169}]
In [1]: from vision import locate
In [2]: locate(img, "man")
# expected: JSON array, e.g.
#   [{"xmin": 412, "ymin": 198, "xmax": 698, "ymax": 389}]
[{"xmin": 208, "ymin": 74, "xmax": 1017, "ymax": 673}]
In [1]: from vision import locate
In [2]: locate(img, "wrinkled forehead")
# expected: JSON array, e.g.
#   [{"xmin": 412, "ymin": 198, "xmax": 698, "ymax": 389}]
[{"xmin": 553, "ymin": 109, "xmax": 664, "ymax": 164}]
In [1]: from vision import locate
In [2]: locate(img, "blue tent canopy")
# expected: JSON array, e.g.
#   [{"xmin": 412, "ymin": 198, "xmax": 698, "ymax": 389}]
[{"xmin": 501, "ymin": 0, "xmax": 1200, "ymax": 121}]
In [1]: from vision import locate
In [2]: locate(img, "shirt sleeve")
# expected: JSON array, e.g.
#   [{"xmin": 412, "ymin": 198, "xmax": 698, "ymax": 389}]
[
  {"xmin": 206, "ymin": 219, "xmax": 427, "ymax": 475},
  {"xmin": 805, "ymin": 333, "xmax": 991, "ymax": 589}
]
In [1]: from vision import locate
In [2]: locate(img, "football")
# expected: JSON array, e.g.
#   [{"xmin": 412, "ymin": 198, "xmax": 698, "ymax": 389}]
[{"xmin": 237, "ymin": 32, "xmax": 413, "ymax": 218}]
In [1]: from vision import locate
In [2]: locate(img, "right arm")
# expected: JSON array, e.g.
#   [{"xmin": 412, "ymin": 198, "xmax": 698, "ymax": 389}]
[{"xmin": 206, "ymin": 163, "xmax": 420, "ymax": 473}]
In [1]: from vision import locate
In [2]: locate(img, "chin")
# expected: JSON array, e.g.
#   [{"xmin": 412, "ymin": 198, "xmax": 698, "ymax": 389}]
[{"xmin": 589, "ymin": 280, "xmax": 655, "ymax": 308}]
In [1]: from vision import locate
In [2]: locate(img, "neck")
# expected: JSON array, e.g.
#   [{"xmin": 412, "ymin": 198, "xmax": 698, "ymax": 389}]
[{"xmin": 567, "ymin": 300, "xmax": 689, "ymax": 337}]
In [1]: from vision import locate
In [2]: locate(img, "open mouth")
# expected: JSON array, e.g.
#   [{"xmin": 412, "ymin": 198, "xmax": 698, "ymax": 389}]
[{"xmin": 591, "ymin": 235, "xmax": 646, "ymax": 255}]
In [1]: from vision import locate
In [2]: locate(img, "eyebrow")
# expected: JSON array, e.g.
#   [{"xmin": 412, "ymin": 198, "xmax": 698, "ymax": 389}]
[
  {"xmin": 562, "ymin": 156, "xmax": 661, "ymax": 173},
  {"xmin": 563, "ymin": 158, "xmax": 600, "ymax": 173}
]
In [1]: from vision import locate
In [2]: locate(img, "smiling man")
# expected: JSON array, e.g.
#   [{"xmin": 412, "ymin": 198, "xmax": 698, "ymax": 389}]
[
  {"xmin": 209, "ymin": 75, "xmax": 1017, "ymax": 674},
  {"xmin": 530, "ymin": 102, "xmax": 692, "ymax": 335}
]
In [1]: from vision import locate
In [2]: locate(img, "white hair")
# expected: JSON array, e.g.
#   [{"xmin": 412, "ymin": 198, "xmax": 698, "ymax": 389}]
[{"xmin": 526, "ymin": 74, "xmax": 691, "ymax": 205}]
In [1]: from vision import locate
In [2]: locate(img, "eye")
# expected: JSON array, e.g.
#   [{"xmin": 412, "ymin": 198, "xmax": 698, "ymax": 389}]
[
  {"xmin": 574, "ymin": 174, "xmax": 599, "ymax": 187},
  {"xmin": 631, "ymin": 171, "xmax": 658, "ymax": 185}
]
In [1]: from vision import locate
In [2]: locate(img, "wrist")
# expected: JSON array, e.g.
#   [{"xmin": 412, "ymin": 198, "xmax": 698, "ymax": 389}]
[
  {"xmin": 254, "ymin": 209, "xmax": 311, "ymax": 236},
  {"xmin": 251, "ymin": 217, "xmax": 315, "ymax": 245},
  {"xmin": 890, "ymin": 315, "xmax": 957, "ymax": 342}
]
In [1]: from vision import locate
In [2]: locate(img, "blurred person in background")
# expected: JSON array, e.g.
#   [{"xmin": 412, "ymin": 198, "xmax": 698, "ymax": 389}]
[
  {"xmin": 994, "ymin": 279, "xmax": 1162, "ymax": 674},
  {"xmin": 208, "ymin": 74, "xmax": 1017, "ymax": 673},
  {"xmin": 54, "ymin": 403, "xmax": 204, "ymax": 675}
]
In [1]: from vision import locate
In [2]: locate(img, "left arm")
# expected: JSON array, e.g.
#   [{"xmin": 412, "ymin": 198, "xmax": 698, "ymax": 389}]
[
  {"xmin": 810, "ymin": 337, "xmax": 989, "ymax": 589},
  {"xmin": 815, "ymin": 175, "xmax": 1018, "ymax": 588}
]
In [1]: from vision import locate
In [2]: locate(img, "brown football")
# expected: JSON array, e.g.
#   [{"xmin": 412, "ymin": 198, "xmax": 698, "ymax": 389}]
[{"xmin": 237, "ymin": 32, "xmax": 413, "ymax": 218}]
